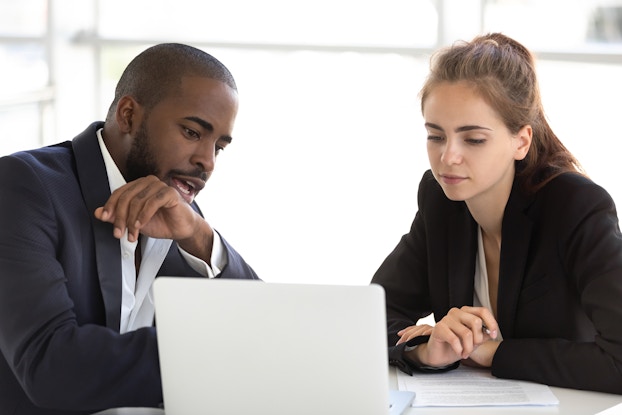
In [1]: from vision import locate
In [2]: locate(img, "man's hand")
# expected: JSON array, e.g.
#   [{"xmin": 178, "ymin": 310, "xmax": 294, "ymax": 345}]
[{"xmin": 94, "ymin": 175, "xmax": 214, "ymax": 262}]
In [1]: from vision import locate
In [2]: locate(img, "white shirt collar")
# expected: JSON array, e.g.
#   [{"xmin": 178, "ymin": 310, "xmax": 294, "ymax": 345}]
[{"xmin": 96, "ymin": 128, "xmax": 126, "ymax": 193}]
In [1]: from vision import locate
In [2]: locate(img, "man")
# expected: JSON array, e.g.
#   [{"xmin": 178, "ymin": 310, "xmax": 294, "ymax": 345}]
[{"xmin": 0, "ymin": 43, "xmax": 260, "ymax": 415}]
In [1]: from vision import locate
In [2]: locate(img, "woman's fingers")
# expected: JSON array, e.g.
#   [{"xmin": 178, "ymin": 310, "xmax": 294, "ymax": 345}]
[{"xmin": 396, "ymin": 324, "xmax": 434, "ymax": 345}]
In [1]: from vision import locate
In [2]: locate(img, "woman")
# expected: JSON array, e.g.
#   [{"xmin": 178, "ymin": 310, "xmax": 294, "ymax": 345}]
[{"xmin": 371, "ymin": 32, "xmax": 622, "ymax": 394}]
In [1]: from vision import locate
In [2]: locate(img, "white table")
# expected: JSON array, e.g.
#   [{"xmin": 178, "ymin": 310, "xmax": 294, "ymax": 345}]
[{"xmin": 92, "ymin": 367, "xmax": 622, "ymax": 415}]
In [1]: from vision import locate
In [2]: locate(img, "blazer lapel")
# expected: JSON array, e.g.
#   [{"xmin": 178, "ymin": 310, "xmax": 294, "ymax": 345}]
[
  {"xmin": 497, "ymin": 182, "xmax": 534, "ymax": 338},
  {"xmin": 72, "ymin": 122, "xmax": 123, "ymax": 331},
  {"xmin": 447, "ymin": 204, "xmax": 478, "ymax": 309}
]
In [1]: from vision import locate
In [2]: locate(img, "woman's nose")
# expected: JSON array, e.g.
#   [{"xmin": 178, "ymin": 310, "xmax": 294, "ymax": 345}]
[{"xmin": 440, "ymin": 139, "xmax": 462, "ymax": 165}]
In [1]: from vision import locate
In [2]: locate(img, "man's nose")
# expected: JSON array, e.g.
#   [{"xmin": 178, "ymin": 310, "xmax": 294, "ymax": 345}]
[{"xmin": 191, "ymin": 140, "xmax": 217, "ymax": 173}]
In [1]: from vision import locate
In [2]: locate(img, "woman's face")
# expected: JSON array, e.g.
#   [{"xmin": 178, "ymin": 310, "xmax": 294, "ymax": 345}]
[{"xmin": 423, "ymin": 81, "xmax": 531, "ymax": 206}]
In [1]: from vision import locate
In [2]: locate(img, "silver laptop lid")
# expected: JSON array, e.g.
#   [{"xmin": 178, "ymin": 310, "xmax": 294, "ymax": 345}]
[{"xmin": 154, "ymin": 277, "xmax": 389, "ymax": 415}]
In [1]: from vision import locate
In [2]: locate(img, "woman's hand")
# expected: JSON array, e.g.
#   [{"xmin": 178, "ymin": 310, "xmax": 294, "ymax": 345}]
[
  {"xmin": 410, "ymin": 306, "xmax": 500, "ymax": 368},
  {"xmin": 396, "ymin": 324, "xmax": 434, "ymax": 345},
  {"xmin": 461, "ymin": 340, "xmax": 501, "ymax": 368}
]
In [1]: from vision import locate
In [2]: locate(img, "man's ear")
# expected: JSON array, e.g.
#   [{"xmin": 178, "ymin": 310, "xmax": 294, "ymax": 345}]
[
  {"xmin": 115, "ymin": 96, "xmax": 142, "ymax": 134},
  {"xmin": 514, "ymin": 124, "xmax": 532, "ymax": 161}
]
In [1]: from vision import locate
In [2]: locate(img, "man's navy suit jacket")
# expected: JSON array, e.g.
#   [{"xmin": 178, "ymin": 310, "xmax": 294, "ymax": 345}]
[{"xmin": 0, "ymin": 122, "xmax": 260, "ymax": 415}]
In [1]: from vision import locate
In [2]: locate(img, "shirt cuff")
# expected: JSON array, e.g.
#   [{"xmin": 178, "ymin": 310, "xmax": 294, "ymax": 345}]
[{"xmin": 178, "ymin": 230, "xmax": 227, "ymax": 278}]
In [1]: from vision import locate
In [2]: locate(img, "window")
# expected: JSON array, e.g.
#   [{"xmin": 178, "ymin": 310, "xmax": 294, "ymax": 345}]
[
  {"xmin": 1, "ymin": 0, "xmax": 621, "ymax": 284},
  {"xmin": 0, "ymin": 0, "xmax": 51, "ymax": 153}
]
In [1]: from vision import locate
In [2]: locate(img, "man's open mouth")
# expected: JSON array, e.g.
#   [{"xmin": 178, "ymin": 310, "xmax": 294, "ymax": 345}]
[{"xmin": 171, "ymin": 177, "xmax": 199, "ymax": 203}]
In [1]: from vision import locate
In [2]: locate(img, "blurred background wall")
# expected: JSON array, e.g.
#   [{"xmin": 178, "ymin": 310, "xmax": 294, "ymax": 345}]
[{"xmin": 1, "ymin": 0, "xmax": 621, "ymax": 284}]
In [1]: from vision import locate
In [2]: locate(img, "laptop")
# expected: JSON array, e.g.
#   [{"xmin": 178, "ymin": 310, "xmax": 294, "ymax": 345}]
[{"xmin": 153, "ymin": 277, "xmax": 414, "ymax": 415}]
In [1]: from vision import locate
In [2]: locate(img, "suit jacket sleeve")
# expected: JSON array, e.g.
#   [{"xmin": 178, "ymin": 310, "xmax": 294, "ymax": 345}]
[
  {"xmin": 371, "ymin": 171, "xmax": 437, "ymax": 373},
  {"xmin": 0, "ymin": 142, "xmax": 260, "ymax": 414},
  {"xmin": 183, "ymin": 201, "xmax": 260, "ymax": 281},
  {"xmin": 0, "ymin": 151, "xmax": 162, "ymax": 414},
  {"xmin": 491, "ymin": 175, "xmax": 622, "ymax": 394}
]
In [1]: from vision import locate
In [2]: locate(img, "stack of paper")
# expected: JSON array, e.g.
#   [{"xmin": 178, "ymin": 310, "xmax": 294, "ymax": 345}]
[{"xmin": 397, "ymin": 365, "xmax": 559, "ymax": 407}]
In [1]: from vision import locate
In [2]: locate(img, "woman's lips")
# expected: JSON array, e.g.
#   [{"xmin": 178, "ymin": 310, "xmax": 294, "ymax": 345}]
[{"xmin": 439, "ymin": 174, "xmax": 466, "ymax": 185}]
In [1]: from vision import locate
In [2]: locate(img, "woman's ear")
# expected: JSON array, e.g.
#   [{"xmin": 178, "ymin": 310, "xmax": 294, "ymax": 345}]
[{"xmin": 514, "ymin": 124, "xmax": 532, "ymax": 161}]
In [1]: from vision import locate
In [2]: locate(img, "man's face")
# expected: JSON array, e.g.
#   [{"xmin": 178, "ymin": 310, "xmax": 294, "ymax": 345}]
[{"xmin": 125, "ymin": 77, "xmax": 238, "ymax": 204}]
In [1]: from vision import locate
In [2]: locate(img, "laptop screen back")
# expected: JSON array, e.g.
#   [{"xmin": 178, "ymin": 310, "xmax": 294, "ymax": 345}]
[{"xmin": 153, "ymin": 277, "xmax": 389, "ymax": 415}]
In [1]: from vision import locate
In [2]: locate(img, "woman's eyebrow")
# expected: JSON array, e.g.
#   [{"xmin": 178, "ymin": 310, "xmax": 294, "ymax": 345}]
[
  {"xmin": 455, "ymin": 125, "xmax": 492, "ymax": 132},
  {"xmin": 424, "ymin": 122, "xmax": 444, "ymax": 131},
  {"xmin": 425, "ymin": 122, "xmax": 492, "ymax": 133}
]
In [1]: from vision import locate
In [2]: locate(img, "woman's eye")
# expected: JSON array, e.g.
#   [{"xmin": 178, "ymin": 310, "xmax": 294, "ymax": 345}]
[
  {"xmin": 465, "ymin": 138, "xmax": 486, "ymax": 145},
  {"xmin": 427, "ymin": 135, "xmax": 444, "ymax": 142}
]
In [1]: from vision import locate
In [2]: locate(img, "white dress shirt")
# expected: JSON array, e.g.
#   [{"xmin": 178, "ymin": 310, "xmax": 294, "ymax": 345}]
[
  {"xmin": 96, "ymin": 129, "xmax": 226, "ymax": 333},
  {"xmin": 473, "ymin": 226, "xmax": 503, "ymax": 340}
]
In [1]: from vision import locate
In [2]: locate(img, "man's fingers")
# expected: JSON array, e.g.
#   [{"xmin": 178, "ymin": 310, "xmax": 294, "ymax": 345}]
[{"xmin": 95, "ymin": 176, "xmax": 179, "ymax": 240}]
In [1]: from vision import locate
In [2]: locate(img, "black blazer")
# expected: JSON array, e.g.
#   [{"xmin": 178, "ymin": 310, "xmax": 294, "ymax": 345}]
[
  {"xmin": 371, "ymin": 169, "xmax": 622, "ymax": 394},
  {"xmin": 0, "ymin": 122, "xmax": 260, "ymax": 415}
]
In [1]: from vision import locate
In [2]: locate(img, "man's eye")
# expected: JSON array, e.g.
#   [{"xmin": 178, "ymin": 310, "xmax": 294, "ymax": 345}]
[
  {"xmin": 215, "ymin": 146, "xmax": 224, "ymax": 155},
  {"xmin": 183, "ymin": 127, "xmax": 200, "ymax": 140}
]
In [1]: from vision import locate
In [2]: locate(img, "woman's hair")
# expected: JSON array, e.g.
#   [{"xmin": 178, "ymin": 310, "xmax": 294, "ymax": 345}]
[
  {"xmin": 419, "ymin": 32, "xmax": 584, "ymax": 193},
  {"xmin": 106, "ymin": 43, "xmax": 237, "ymax": 122}
]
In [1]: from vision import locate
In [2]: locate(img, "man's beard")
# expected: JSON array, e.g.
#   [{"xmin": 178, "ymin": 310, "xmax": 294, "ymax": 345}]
[{"xmin": 125, "ymin": 121, "xmax": 159, "ymax": 183}]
